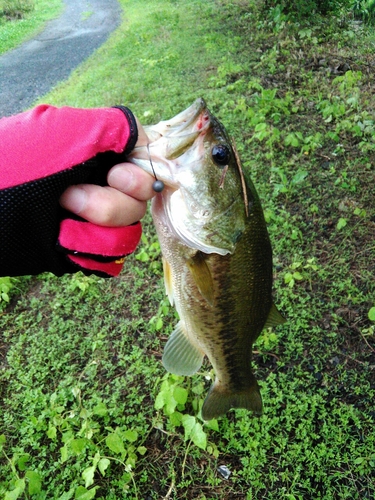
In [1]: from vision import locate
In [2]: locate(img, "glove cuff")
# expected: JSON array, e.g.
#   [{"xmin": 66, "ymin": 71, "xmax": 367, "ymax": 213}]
[
  {"xmin": 66, "ymin": 255, "xmax": 126, "ymax": 277},
  {"xmin": 112, "ymin": 106, "xmax": 139, "ymax": 155}
]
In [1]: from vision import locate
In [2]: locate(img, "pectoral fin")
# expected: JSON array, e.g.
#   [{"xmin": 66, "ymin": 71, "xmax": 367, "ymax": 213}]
[
  {"xmin": 264, "ymin": 303, "xmax": 286, "ymax": 329},
  {"xmin": 163, "ymin": 257, "xmax": 174, "ymax": 306},
  {"xmin": 186, "ymin": 251, "xmax": 214, "ymax": 306},
  {"xmin": 162, "ymin": 321, "xmax": 204, "ymax": 376}
]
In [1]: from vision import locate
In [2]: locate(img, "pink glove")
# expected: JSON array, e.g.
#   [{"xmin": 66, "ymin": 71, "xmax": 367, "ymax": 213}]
[{"xmin": 0, "ymin": 105, "xmax": 142, "ymax": 277}]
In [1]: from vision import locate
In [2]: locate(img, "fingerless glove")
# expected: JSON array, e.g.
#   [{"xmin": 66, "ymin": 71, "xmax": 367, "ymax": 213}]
[{"xmin": 0, "ymin": 105, "xmax": 142, "ymax": 277}]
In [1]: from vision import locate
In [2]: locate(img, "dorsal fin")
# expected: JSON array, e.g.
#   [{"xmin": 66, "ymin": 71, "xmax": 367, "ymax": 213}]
[
  {"xmin": 232, "ymin": 138, "xmax": 249, "ymax": 218},
  {"xmin": 264, "ymin": 303, "xmax": 286, "ymax": 329}
]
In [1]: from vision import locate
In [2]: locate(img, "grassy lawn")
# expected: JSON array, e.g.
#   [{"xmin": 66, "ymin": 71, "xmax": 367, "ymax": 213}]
[
  {"xmin": 0, "ymin": 0, "xmax": 62, "ymax": 55},
  {"xmin": 1, "ymin": 0, "xmax": 375, "ymax": 499}
]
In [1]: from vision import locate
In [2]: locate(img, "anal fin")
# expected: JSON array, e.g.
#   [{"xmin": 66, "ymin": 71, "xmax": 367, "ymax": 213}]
[{"xmin": 162, "ymin": 321, "xmax": 204, "ymax": 376}]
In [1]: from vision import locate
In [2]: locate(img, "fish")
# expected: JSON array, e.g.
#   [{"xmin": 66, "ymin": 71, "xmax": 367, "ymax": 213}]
[{"xmin": 128, "ymin": 98, "xmax": 285, "ymax": 420}]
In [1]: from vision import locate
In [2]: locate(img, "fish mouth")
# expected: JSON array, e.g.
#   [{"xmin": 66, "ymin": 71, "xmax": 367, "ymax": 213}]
[
  {"xmin": 128, "ymin": 98, "xmax": 211, "ymax": 188},
  {"xmin": 145, "ymin": 98, "xmax": 209, "ymax": 140}
]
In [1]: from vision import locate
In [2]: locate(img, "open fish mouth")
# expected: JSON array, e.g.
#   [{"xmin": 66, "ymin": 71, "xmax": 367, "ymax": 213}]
[
  {"xmin": 144, "ymin": 98, "xmax": 209, "ymax": 141},
  {"xmin": 128, "ymin": 99, "xmax": 212, "ymax": 188}
]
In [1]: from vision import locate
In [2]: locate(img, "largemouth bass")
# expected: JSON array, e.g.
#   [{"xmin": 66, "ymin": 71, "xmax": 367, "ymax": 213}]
[{"xmin": 129, "ymin": 99, "xmax": 285, "ymax": 420}]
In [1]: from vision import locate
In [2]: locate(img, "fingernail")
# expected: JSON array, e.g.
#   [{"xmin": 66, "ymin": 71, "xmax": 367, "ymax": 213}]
[
  {"xmin": 108, "ymin": 166, "xmax": 135, "ymax": 192},
  {"xmin": 60, "ymin": 187, "xmax": 87, "ymax": 214}
]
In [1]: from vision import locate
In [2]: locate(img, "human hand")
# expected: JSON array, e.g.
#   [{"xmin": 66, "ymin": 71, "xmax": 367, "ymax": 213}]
[
  {"xmin": 0, "ymin": 105, "xmax": 153, "ymax": 277},
  {"xmin": 59, "ymin": 120, "xmax": 155, "ymax": 226},
  {"xmin": 59, "ymin": 162, "xmax": 155, "ymax": 226}
]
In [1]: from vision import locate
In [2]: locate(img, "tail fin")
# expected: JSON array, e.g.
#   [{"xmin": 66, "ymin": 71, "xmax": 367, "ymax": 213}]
[{"xmin": 201, "ymin": 379, "xmax": 263, "ymax": 421}]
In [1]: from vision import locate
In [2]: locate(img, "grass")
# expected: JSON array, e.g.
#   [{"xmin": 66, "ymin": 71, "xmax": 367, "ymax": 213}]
[
  {"xmin": 0, "ymin": 0, "xmax": 62, "ymax": 55},
  {"xmin": 1, "ymin": 0, "xmax": 375, "ymax": 498}
]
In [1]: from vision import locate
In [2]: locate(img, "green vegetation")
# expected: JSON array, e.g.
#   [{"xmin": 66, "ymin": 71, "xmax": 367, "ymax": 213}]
[
  {"xmin": 0, "ymin": 0, "xmax": 34, "ymax": 19},
  {"xmin": 1, "ymin": 0, "xmax": 375, "ymax": 498},
  {"xmin": 265, "ymin": 0, "xmax": 375, "ymax": 20},
  {"xmin": 0, "ymin": 0, "xmax": 62, "ymax": 55}
]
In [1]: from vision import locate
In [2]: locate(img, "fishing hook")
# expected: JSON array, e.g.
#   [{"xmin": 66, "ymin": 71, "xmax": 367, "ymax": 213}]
[{"xmin": 147, "ymin": 143, "xmax": 165, "ymax": 193}]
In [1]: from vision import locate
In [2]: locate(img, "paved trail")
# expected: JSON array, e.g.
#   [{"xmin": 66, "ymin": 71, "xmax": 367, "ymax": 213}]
[{"xmin": 0, "ymin": 0, "xmax": 121, "ymax": 117}]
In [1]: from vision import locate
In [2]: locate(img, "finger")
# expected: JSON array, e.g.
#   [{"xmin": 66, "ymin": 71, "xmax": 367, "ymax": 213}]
[
  {"xmin": 107, "ymin": 162, "xmax": 156, "ymax": 201},
  {"xmin": 59, "ymin": 184, "xmax": 147, "ymax": 227},
  {"xmin": 134, "ymin": 117, "xmax": 150, "ymax": 147}
]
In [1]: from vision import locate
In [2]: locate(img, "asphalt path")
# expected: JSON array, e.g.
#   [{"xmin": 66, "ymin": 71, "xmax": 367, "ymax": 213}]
[{"xmin": 0, "ymin": 0, "xmax": 121, "ymax": 117}]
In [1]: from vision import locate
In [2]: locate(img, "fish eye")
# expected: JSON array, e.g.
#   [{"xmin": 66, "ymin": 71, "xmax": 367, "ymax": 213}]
[{"xmin": 211, "ymin": 144, "xmax": 230, "ymax": 167}]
